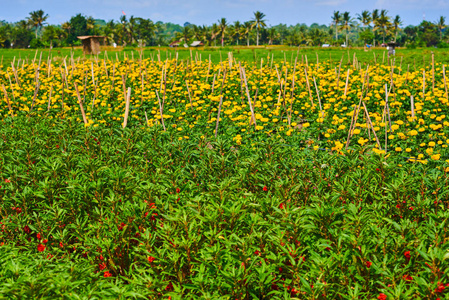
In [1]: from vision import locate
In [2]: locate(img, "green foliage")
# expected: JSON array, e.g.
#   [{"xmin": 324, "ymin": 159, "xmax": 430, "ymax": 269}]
[
  {"xmin": 67, "ymin": 14, "xmax": 92, "ymax": 45},
  {"xmin": 0, "ymin": 117, "xmax": 448, "ymax": 298}
]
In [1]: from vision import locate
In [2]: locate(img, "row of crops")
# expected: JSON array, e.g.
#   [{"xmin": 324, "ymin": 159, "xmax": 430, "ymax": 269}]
[
  {"xmin": 0, "ymin": 53, "xmax": 448, "ymax": 298},
  {"xmin": 1, "ymin": 53, "xmax": 449, "ymax": 161}
]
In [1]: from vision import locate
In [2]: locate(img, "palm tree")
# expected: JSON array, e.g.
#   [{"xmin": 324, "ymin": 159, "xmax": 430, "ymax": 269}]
[
  {"xmin": 378, "ymin": 9, "xmax": 391, "ymax": 43},
  {"xmin": 372, "ymin": 9, "xmax": 379, "ymax": 46},
  {"xmin": 357, "ymin": 10, "xmax": 372, "ymax": 29},
  {"xmin": 393, "ymin": 15, "xmax": 402, "ymax": 42},
  {"xmin": 128, "ymin": 16, "xmax": 137, "ymax": 44},
  {"xmin": 27, "ymin": 10, "xmax": 49, "ymax": 39},
  {"xmin": 119, "ymin": 15, "xmax": 127, "ymax": 45},
  {"xmin": 437, "ymin": 16, "xmax": 446, "ymax": 41},
  {"xmin": 198, "ymin": 25, "xmax": 209, "ymax": 45},
  {"xmin": 218, "ymin": 18, "xmax": 228, "ymax": 47},
  {"xmin": 103, "ymin": 20, "xmax": 117, "ymax": 45},
  {"xmin": 244, "ymin": 21, "xmax": 252, "ymax": 46},
  {"xmin": 182, "ymin": 26, "xmax": 190, "ymax": 45},
  {"xmin": 251, "ymin": 11, "xmax": 267, "ymax": 46},
  {"xmin": 341, "ymin": 11, "xmax": 352, "ymax": 47},
  {"xmin": 209, "ymin": 23, "xmax": 219, "ymax": 46},
  {"xmin": 267, "ymin": 27, "xmax": 279, "ymax": 45},
  {"xmin": 332, "ymin": 11, "xmax": 341, "ymax": 41},
  {"xmin": 232, "ymin": 21, "xmax": 242, "ymax": 45},
  {"xmin": 62, "ymin": 21, "xmax": 72, "ymax": 35}
]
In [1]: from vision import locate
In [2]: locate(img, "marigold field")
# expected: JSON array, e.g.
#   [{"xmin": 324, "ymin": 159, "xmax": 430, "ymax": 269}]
[{"xmin": 0, "ymin": 51, "xmax": 448, "ymax": 299}]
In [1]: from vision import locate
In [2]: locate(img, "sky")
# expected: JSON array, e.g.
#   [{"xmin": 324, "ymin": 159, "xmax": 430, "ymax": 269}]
[{"xmin": 1, "ymin": 0, "xmax": 448, "ymax": 27}]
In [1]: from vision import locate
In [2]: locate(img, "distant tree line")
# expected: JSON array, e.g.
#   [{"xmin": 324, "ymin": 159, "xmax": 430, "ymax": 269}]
[{"xmin": 0, "ymin": 9, "xmax": 447, "ymax": 48}]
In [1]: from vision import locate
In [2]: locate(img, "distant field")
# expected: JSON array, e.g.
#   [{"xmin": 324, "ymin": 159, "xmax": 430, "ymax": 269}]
[{"xmin": 2, "ymin": 46, "xmax": 449, "ymax": 68}]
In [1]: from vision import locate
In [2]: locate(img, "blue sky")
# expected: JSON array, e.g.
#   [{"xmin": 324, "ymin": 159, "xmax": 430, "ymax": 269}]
[{"xmin": 1, "ymin": 0, "xmax": 448, "ymax": 26}]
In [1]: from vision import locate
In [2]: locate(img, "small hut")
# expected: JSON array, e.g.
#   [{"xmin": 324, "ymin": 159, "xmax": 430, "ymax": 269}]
[
  {"xmin": 190, "ymin": 41, "xmax": 204, "ymax": 47},
  {"xmin": 77, "ymin": 36, "xmax": 106, "ymax": 55},
  {"xmin": 387, "ymin": 41, "xmax": 396, "ymax": 57},
  {"xmin": 169, "ymin": 41, "xmax": 181, "ymax": 47}
]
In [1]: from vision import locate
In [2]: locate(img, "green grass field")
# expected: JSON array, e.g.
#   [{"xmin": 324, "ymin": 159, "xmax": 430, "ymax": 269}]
[{"xmin": 2, "ymin": 46, "xmax": 449, "ymax": 69}]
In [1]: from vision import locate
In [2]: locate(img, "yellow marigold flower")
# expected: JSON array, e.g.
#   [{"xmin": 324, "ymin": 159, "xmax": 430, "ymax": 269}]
[
  {"xmin": 358, "ymin": 138, "xmax": 368, "ymax": 146},
  {"xmin": 395, "ymin": 147, "xmax": 402, "ymax": 152},
  {"xmin": 431, "ymin": 154, "xmax": 441, "ymax": 160}
]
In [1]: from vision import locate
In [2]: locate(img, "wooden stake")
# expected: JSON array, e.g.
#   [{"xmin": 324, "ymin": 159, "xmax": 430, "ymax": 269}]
[
  {"xmin": 362, "ymin": 101, "xmax": 381, "ymax": 149},
  {"xmin": 346, "ymin": 70, "xmax": 367, "ymax": 149},
  {"xmin": 214, "ymin": 95, "xmax": 224, "ymax": 138},
  {"xmin": 241, "ymin": 67, "xmax": 257, "ymax": 128},
  {"xmin": 144, "ymin": 111, "xmax": 149, "ymax": 126},
  {"xmin": 432, "ymin": 52, "xmax": 435, "ymax": 93},
  {"xmin": 304, "ymin": 68, "xmax": 313, "ymax": 106},
  {"xmin": 29, "ymin": 82, "xmax": 41, "ymax": 113},
  {"xmin": 344, "ymin": 69, "xmax": 350, "ymax": 96},
  {"xmin": 335, "ymin": 61, "xmax": 342, "ymax": 91},
  {"xmin": 74, "ymin": 82, "xmax": 88, "ymax": 125},
  {"xmin": 186, "ymin": 82, "xmax": 193, "ymax": 110},
  {"xmin": 313, "ymin": 76, "xmax": 324, "ymax": 118},
  {"xmin": 422, "ymin": 70, "xmax": 426, "ymax": 101},
  {"xmin": 47, "ymin": 84, "xmax": 53, "ymax": 112},
  {"xmin": 155, "ymin": 90, "xmax": 166, "ymax": 131},
  {"xmin": 443, "ymin": 65, "xmax": 448, "ymax": 102},
  {"xmin": 123, "ymin": 87, "xmax": 131, "ymax": 128},
  {"xmin": 1, "ymin": 84, "xmax": 13, "ymax": 116}
]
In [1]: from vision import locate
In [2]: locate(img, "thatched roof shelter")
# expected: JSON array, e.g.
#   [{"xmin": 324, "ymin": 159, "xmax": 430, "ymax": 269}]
[
  {"xmin": 77, "ymin": 36, "xmax": 106, "ymax": 55},
  {"xmin": 190, "ymin": 41, "xmax": 204, "ymax": 47}
]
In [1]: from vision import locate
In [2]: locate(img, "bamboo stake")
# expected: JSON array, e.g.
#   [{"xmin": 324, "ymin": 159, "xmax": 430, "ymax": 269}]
[
  {"xmin": 155, "ymin": 90, "xmax": 166, "ymax": 131},
  {"xmin": 411, "ymin": 95, "xmax": 415, "ymax": 120},
  {"xmin": 304, "ymin": 68, "xmax": 314, "ymax": 106},
  {"xmin": 241, "ymin": 67, "xmax": 257, "ymax": 128},
  {"xmin": 186, "ymin": 82, "xmax": 193, "ymax": 110},
  {"xmin": 1, "ymin": 84, "xmax": 13, "ymax": 116},
  {"xmin": 91, "ymin": 62, "xmax": 95, "ymax": 86},
  {"xmin": 205, "ymin": 57, "xmax": 211, "ymax": 83},
  {"xmin": 144, "ymin": 111, "xmax": 149, "ymax": 127},
  {"xmin": 74, "ymin": 82, "xmax": 88, "ymax": 125},
  {"xmin": 383, "ymin": 84, "xmax": 393, "ymax": 132},
  {"xmin": 215, "ymin": 94, "xmax": 224, "ymax": 138},
  {"xmin": 362, "ymin": 101, "xmax": 381, "ymax": 149},
  {"xmin": 11, "ymin": 63, "xmax": 20, "ymax": 87},
  {"xmin": 288, "ymin": 59, "xmax": 297, "ymax": 126},
  {"xmin": 29, "ymin": 82, "xmax": 41, "ymax": 113},
  {"xmin": 6, "ymin": 72, "xmax": 15, "ymax": 102},
  {"xmin": 432, "ymin": 52, "xmax": 435, "ymax": 93},
  {"xmin": 313, "ymin": 76, "xmax": 324, "ymax": 118},
  {"xmin": 61, "ymin": 69, "xmax": 65, "ymax": 112},
  {"xmin": 422, "ymin": 70, "xmax": 425, "ymax": 101},
  {"xmin": 47, "ymin": 84, "xmax": 53, "ymax": 112},
  {"xmin": 443, "ymin": 65, "xmax": 448, "ymax": 102},
  {"xmin": 344, "ymin": 69, "xmax": 350, "ymax": 96},
  {"xmin": 211, "ymin": 74, "xmax": 216, "ymax": 94},
  {"xmin": 345, "ymin": 74, "xmax": 367, "ymax": 149},
  {"xmin": 123, "ymin": 87, "xmax": 131, "ymax": 128},
  {"xmin": 335, "ymin": 61, "xmax": 342, "ymax": 91}
]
